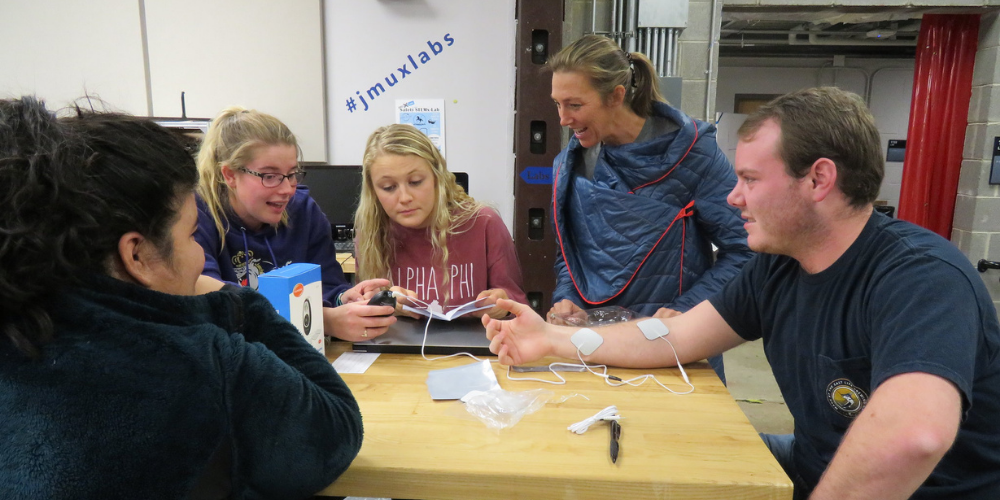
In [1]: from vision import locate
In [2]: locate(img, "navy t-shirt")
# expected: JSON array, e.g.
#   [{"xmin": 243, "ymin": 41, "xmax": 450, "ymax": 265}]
[{"xmin": 710, "ymin": 211, "xmax": 1000, "ymax": 498}]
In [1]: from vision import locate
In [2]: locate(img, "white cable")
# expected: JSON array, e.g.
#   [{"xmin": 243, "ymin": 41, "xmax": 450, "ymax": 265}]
[
  {"xmin": 568, "ymin": 405, "xmax": 620, "ymax": 434},
  {"xmin": 659, "ymin": 336, "xmax": 691, "ymax": 386},
  {"xmin": 575, "ymin": 347, "xmax": 694, "ymax": 395},
  {"xmin": 426, "ymin": 307, "xmax": 693, "ymax": 393},
  {"xmin": 504, "ymin": 362, "xmax": 590, "ymax": 385},
  {"xmin": 552, "ymin": 393, "xmax": 590, "ymax": 403},
  {"xmin": 504, "ymin": 343, "xmax": 694, "ymax": 394},
  {"xmin": 416, "ymin": 304, "xmax": 496, "ymax": 363}
]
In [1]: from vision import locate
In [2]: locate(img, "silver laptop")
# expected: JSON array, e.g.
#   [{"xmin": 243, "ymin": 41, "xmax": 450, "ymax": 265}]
[{"xmin": 352, "ymin": 317, "xmax": 493, "ymax": 356}]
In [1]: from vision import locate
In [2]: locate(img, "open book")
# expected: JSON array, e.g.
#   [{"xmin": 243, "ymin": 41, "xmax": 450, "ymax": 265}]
[{"xmin": 401, "ymin": 297, "xmax": 493, "ymax": 321}]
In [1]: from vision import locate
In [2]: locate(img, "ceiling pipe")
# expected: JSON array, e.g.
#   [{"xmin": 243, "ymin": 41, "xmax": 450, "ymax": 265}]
[
  {"xmin": 788, "ymin": 25, "xmax": 810, "ymax": 45},
  {"xmin": 809, "ymin": 32, "xmax": 915, "ymax": 46},
  {"xmin": 706, "ymin": 0, "xmax": 720, "ymax": 121},
  {"xmin": 789, "ymin": 28, "xmax": 915, "ymax": 46},
  {"xmin": 723, "ymin": 29, "xmax": 919, "ymax": 36},
  {"xmin": 591, "ymin": 0, "xmax": 598, "ymax": 34},
  {"xmin": 625, "ymin": 0, "xmax": 638, "ymax": 53},
  {"xmin": 720, "ymin": 39, "xmax": 812, "ymax": 46}
]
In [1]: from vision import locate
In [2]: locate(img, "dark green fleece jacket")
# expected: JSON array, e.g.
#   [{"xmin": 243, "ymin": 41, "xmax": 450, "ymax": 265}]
[{"xmin": 0, "ymin": 275, "xmax": 362, "ymax": 499}]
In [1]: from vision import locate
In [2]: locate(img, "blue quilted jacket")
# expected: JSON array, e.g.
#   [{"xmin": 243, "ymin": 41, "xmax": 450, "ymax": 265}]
[{"xmin": 552, "ymin": 101, "xmax": 752, "ymax": 316}]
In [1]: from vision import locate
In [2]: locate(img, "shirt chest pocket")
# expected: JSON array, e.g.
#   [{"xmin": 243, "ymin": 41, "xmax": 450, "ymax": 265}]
[{"xmin": 816, "ymin": 354, "xmax": 872, "ymax": 431}]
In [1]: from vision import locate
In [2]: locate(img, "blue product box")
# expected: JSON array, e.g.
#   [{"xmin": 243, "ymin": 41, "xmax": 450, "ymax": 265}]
[{"xmin": 257, "ymin": 263, "xmax": 325, "ymax": 354}]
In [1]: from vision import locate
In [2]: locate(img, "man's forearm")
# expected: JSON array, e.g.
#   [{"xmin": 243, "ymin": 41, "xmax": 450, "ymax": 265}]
[
  {"xmin": 810, "ymin": 372, "xmax": 961, "ymax": 500},
  {"xmin": 551, "ymin": 301, "xmax": 744, "ymax": 369}
]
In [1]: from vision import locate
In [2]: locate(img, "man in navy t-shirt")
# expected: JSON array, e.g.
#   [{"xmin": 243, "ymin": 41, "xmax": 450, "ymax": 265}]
[{"xmin": 483, "ymin": 87, "xmax": 1000, "ymax": 499}]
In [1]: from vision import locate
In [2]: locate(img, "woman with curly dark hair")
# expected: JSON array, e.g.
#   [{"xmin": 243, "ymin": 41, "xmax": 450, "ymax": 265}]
[{"xmin": 0, "ymin": 97, "xmax": 363, "ymax": 499}]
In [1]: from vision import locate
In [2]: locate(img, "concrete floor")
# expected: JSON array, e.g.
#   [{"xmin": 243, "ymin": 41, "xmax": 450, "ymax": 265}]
[{"xmin": 723, "ymin": 340, "xmax": 795, "ymax": 435}]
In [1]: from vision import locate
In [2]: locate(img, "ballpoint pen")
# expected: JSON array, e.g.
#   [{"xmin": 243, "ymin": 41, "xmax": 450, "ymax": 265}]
[{"xmin": 609, "ymin": 419, "xmax": 621, "ymax": 464}]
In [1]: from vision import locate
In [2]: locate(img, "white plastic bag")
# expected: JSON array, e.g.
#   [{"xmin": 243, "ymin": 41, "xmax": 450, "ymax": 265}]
[
  {"xmin": 551, "ymin": 306, "xmax": 635, "ymax": 327},
  {"xmin": 460, "ymin": 388, "xmax": 554, "ymax": 430}
]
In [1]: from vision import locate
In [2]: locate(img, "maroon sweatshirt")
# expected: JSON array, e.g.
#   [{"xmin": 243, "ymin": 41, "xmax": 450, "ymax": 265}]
[{"xmin": 389, "ymin": 207, "xmax": 526, "ymax": 307}]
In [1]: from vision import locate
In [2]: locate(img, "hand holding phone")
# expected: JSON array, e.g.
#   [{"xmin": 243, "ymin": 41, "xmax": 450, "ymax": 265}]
[{"xmin": 367, "ymin": 290, "xmax": 396, "ymax": 317}]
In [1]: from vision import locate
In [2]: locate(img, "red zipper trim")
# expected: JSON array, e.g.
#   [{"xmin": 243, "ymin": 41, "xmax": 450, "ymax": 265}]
[{"xmin": 553, "ymin": 124, "xmax": 700, "ymax": 305}]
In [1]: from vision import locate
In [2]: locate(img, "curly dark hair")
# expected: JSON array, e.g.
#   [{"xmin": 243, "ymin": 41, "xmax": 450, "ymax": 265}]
[{"xmin": 0, "ymin": 97, "xmax": 198, "ymax": 358}]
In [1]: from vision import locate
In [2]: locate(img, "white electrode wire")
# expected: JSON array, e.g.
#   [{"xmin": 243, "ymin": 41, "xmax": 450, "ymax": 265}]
[
  {"xmin": 504, "ymin": 361, "xmax": 594, "ymax": 385},
  {"xmin": 417, "ymin": 306, "xmax": 496, "ymax": 363},
  {"xmin": 415, "ymin": 302, "xmax": 693, "ymax": 392},
  {"xmin": 574, "ymin": 341, "xmax": 694, "ymax": 395},
  {"xmin": 659, "ymin": 335, "xmax": 692, "ymax": 386},
  {"xmin": 552, "ymin": 393, "xmax": 591, "ymax": 403},
  {"xmin": 504, "ymin": 345, "xmax": 693, "ymax": 394},
  {"xmin": 568, "ymin": 405, "xmax": 620, "ymax": 434}
]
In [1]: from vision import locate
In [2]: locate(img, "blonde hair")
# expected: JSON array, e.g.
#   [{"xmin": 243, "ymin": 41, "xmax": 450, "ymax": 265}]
[
  {"xmin": 195, "ymin": 106, "xmax": 300, "ymax": 250},
  {"xmin": 547, "ymin": 34, "xmax": 665, "ymax": 117},
  {"xmin": 356, "ymin": 124, "xmax": 485, "ymax": 301}
]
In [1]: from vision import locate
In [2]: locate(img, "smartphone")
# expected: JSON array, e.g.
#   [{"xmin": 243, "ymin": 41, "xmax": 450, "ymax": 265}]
[{"xmin": 367, "ymin": 290, "xmax": 396, "ymax": 317}]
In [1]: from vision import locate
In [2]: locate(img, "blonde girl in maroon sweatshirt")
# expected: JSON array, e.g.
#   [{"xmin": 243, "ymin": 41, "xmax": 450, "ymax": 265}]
[{"xmin": 355, "ymin": 124, "xmax": 525, "ymax": 319}]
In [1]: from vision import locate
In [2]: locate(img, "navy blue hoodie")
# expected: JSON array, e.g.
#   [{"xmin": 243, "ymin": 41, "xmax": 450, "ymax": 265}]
[{"xmin": 196, "ymin": 185, "xmax": 350, "ymax": 306}]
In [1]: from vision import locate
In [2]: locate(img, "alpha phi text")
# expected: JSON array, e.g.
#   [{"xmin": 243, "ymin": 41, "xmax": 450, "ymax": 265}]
[{"xmin": 393, "ymin": 262, "xmax": 477, "ymax": 302}]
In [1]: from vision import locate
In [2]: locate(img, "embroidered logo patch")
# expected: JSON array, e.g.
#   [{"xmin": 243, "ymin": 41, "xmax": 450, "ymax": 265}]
[{"xmin": 826, "ymin": 378, "xmax": 868, "ymax": 418}]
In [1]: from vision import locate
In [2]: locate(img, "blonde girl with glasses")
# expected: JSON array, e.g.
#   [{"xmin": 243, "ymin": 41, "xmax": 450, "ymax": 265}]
[{"xmin": 195, "ymin": 106, "xmax": 395, "ymax": 341}]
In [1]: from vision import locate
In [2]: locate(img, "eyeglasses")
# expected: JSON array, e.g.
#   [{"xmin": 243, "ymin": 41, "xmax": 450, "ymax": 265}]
[{"xmin": 238, "ymin": 168, "xmax": 307, "ymax": 188}]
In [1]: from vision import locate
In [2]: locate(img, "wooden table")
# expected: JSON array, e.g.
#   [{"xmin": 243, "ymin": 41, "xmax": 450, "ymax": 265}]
[
  {"xmin": 336, "ymin": 253, "xmax": 355, "ymax": 275},
  {"xmin": 320, "ymin": 342, "xmax": 792, "ymax": 499}
]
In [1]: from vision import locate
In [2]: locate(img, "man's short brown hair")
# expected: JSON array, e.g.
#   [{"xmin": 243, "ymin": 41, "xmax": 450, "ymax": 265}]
[{"xmin": 738, "ymin": 87, "xmax": 884, "ymax": 208}]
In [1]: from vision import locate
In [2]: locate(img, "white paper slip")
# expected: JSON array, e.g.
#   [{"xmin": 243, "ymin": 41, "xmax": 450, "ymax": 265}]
[
  {"xmin": 426, "ymin": 360, "xmax": 500, "ymax": 400},
  {"xmin": 332, "ymin": 352, "xmax": 380, "ymax": 374}
]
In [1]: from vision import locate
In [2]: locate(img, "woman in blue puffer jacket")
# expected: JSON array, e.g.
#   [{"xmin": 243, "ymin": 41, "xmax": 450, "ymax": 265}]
[{"xmin": 546, "ymin": 35, "xmax": 753, "ymax": 382}]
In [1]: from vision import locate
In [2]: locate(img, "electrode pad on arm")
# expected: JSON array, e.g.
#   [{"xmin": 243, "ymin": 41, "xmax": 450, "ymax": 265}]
[
  {"xmin": 570, "ymin": 328, "xmax": 604, "ymax": 355},
  {"xmin": 637, "ymin": 319, "xmax": 670, "ymax": 340}
]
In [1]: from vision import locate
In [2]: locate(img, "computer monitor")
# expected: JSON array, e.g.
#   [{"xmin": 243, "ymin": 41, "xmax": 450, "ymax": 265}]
[
  {"xmin": 303, "ymin": 165, "xmax": 363, "ymax": 235},
  {"xmin": 453, "ymin": 171, "xmax": 469, "ymax": 194}
]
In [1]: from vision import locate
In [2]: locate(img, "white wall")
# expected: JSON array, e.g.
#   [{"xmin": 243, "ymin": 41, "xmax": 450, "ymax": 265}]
[
  {"xmin": 325, "ymin": 0, "xmax": 517, "ymax": 227},
  {"xmin": 4, "ymin": 1, "xmax": 518, "ymax": 222},
  {"xmin": 715, "ymin": 112, "xmax": 746, "ymax": 165},
  {"xmin": 866, "ymin": 67, "xmax": 915, "ymax": 209},
  {"xmin": 717, "ymin": 58, "xmax": 915, "ymax": 209},
  {"xmin": 1, "ymin": 1, "xmax": 328, "ymax": 161},
  {"xmin": 144, "ymin": 0, "xmax": 327, "ymax": 161},
  {"xmin": 0, "ymin": 1, "xmax": 148, "ymax": 114}
]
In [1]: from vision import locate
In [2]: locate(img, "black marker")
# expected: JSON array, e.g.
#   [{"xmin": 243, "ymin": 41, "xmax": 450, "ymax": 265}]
[{"xmin": 609, "ymin": 420, "xmax": 621, "ymax": 464}]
